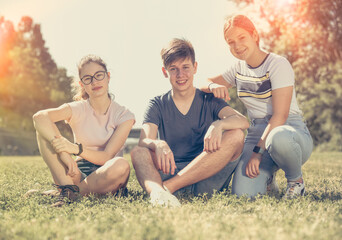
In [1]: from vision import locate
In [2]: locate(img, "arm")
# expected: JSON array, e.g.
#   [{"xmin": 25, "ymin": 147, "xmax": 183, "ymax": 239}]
[
  {"xmin": 32, "ymin": 104, "xmax": 77, "ymax": 176},
  {"xmin": 246, "ymin": 86, "xmax": 293, "ymax": 178},
  {"xmin": 52, "ymin": 119, "xmax": 135, "ymax": 166},
  {"xmin": 203, "ymin": 106, "xmax": 249, "ymax": 153},
  {"xmin": 33, "ymin": 104, "xmax": 72, "ymax": 143},
  {"xmin": 200, "ymin": 75, "xmax": 233, "ymax": 101},
  {"xmin": 139, "ymin": 123, "xmax": 176, "ymax": 175},
  {"xmin": 81, "ymin": 119, "xmax": 135, "ymax": 165}
]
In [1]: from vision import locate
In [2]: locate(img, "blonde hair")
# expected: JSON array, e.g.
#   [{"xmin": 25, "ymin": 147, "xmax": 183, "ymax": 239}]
[
  {"xmin": 224, "ymin": 15, "xmax": 260, "ymax": 46},
  {"xmin": 72, "ymin": 54, "xmax": 108, "ymax": 101}
]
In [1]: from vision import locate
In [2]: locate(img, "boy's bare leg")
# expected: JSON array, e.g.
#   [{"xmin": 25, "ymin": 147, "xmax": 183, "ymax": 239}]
[
  {"xmin": 163, "ymin": 129, "xmax": 244, "ymax": 193},
  {"xmin": 130, "ymin": 146, "xmax": 164, "ymax": 194}
]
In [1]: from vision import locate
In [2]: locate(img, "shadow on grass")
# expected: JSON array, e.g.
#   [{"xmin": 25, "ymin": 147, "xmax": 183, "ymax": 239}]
[{"xmin": 307, "ymin": 191, "xmax": 342, "ymax": 202}]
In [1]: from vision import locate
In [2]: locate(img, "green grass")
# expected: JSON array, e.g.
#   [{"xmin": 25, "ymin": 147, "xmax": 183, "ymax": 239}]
[{"xmin": 0, "ymin": 152, "xmax": 341, "ymax": 240}]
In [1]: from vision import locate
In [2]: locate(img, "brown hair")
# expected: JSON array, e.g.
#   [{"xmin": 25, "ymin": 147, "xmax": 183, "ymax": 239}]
[
  {"xmin": 160, "ymin": 38, "xmax": 195, "ymax": 68},
  {"xmin": 223, "ymin": 15, "xmax": 259, "ymax": 46},
  {"xmin": 72, "ymin": 55, "xmax": 108, "ymax": 101}
]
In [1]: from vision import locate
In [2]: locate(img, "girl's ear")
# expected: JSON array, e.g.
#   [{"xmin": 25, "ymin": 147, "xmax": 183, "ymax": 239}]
[
  {"xmin": 162, "ymin": 67, "xmax": 168, "ymax": 78},
  {"xmin": 107, "ymin": 72, "xmax": 111, "ymax": 82}
]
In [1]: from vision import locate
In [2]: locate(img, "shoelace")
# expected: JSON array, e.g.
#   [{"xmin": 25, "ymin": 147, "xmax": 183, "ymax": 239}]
[
  {"xmin": 53, "ymin": 184, "xmax": 80, "ymax": 201},
  {"xmin": 287, "ymin": 182, "xmax": 300, "ymax": 195}
]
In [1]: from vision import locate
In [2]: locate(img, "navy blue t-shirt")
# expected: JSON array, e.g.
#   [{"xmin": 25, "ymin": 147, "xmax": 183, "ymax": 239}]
[{"xmin": 143, "ymin": 89, "xmax": 228, "ymax": 162}]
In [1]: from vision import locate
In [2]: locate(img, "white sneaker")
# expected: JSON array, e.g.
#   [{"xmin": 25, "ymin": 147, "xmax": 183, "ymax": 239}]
[
  {"xmin": 283, "ymin": 180, "xmax": 305, "ymax": 199},
  {"xmin": 150, "ymin": 190, "xmax": 181, "ymax": 207},
  {"xmin": 266, "ymin": 172, "xmax": 279, "ymax": 194}
]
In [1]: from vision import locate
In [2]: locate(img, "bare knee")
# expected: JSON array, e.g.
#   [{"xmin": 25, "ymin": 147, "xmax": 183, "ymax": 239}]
[
  {"xmin": 107, "ymin": 158, "xmax": 130, "ymax": 182},
  {"xmin": 130, "ymin": 146, "xmax": 151, "ymax": 168},
  {"xmin": 222, "ymin": 129, "xmax": 245, "ymax": 146}
]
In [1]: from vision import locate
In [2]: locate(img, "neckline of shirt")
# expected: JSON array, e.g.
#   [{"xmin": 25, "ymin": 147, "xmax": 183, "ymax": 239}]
[{"xmin": 246, "ymin": 53, "xmax": 271, "ymax": 69}]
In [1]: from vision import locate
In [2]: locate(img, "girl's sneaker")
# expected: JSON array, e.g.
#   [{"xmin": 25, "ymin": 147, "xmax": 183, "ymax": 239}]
[
  {"xmin": 51, "ymin": 184, "xmax": 80, "ymax": 207},
  {"xmin": 283, "ymin": 180, "xmax": 305, "ymax": 199}
]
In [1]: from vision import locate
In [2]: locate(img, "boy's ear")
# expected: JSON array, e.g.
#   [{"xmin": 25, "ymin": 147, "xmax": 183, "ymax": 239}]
[
  {"xmin": 162, "ymin": 67, "xmax": 168, "ymax": 78},
  {"xmin": 193, "ymin": 61, "xmax": 198, "ymax": 74}
]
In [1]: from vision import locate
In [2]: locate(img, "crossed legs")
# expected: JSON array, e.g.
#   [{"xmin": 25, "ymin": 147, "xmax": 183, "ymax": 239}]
[
  {"xmin": 36, "ymin": 132, "xmax": 130, "ymax": 196},
  {"xmin": 130, "ymin": 129, "xmax": 244, "ymax": 195}
]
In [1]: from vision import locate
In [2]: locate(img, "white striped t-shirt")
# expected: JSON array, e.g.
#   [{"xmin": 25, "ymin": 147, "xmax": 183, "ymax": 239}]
[{"xmin": 222, "ymin": 53, "xmax": 302, "ymax": 119}]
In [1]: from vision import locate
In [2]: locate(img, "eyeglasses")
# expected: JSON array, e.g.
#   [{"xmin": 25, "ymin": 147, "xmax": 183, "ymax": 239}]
[{"xmin": 80, "ymin": 71, "xmax": 107, "ymax": 85}]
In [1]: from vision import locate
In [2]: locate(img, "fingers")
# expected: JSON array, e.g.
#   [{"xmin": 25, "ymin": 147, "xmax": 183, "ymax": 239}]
[
  {"xmin": 67, "ymin": 161, "xmax": 74, "ymax": 177},
  {"xmin": 157, "ymin": 148, "xmax": 176, "ymax": 175},
  {"xmin": 68, "ymin": 160, "xmax": 78, "ymax": 177},
  {"xmin": 224, "ymin": 88, "xmax": 231, "ymax": 102},
  {"xmin": 165, "ymin": 155, "xmax": 170, "ymax": 175},
  {"xmin": 246, "ymin": 162, "xmax": 260, "ymax": 178},
  {"xmin": 51, "ymin": 137, "xmax": 66, "ymax": 153},
  {"xmin": 212, "ymin": 88, "xmax": 225, "ymax": 100},
  {"xmin": 210, "ymin": 84, "xmax": 231, "ymax": 102},
  {"xmin": 161, "ymin": 150, "xmax": 167, "ymax": 173},
  {"xmin": 156, "ymin": 153, "xmax": 162, "ymax": 170},
  {"xmin": 162, "ymin": 149, "xmax": 172, "ymax": 174},
  {"xmin": 170, "ymin": 156, "xmax": 176, "ymax": 175},
  {"xmin": 204, "ymin": 137, "xmax": 221, "ymax": 153}
]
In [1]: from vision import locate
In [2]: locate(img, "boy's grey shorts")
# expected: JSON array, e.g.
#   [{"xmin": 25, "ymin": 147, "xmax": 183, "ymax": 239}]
[{"xmin": 159, "ymin": 155, "xmax": 241, "ymax": 197}]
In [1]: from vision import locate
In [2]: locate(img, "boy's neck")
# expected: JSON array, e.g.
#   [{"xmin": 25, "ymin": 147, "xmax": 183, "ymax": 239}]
[
  {"xmin": 171, "ymin": 86, "xmax": 196, "ymax": 101},
  {"xmin": 171, "ymin": 87, "xmax": 196, "ymax": 115}
]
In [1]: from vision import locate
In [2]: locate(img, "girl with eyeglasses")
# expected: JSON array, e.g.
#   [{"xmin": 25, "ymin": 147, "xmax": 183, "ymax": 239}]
[
  {"xmin": 202, "ymin": 15, "xmax": 313, "ymax": 199},
  {"xmin": 32, "ymin": 55, "xmax": 135, "ymax": 206}
]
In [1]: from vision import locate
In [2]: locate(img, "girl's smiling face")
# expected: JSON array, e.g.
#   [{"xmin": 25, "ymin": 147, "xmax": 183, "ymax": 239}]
[{"xmin": 225, "ymin": 26, "xmax": 259, "ymax": 63}]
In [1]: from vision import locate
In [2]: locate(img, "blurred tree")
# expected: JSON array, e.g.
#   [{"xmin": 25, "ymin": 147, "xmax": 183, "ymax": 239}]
[
  {"xmin": 0, "ymin": 16, "xmax": 73, "ymax": 131},
  {"xmin": 229, "ymin": 0, "xmax": 342, "ymax": 150}
]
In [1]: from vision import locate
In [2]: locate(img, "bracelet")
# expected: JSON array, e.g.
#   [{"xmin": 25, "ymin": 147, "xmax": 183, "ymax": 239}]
[
  {"xmin": 208, "ymin": 82, "xmax": 215, "ymax": 92},
  {"xmin": 74, "ymin": 143, "xmax": 83, "ymax": 156}
]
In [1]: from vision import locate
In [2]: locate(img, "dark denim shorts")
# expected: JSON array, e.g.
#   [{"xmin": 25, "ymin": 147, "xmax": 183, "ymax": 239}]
[
  {"xmin": 77, "ymin": 159, "xmax": 102, "ymax": 181},
  {"xmin": 159, "ymin": 155, "xmax": 241, "ymax": 197}
]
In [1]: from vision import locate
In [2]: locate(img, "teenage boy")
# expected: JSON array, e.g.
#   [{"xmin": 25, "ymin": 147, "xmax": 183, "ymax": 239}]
[{"xmin": 130, "ymin": 38, "xmax": 249, "ymax": 207}]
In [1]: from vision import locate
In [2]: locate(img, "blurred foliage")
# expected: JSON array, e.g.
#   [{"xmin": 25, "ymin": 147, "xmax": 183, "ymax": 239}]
[
  {"xmin": 0, "ymin": 16, "xmax": 73, "ymax": 132},
  {"xmin": 230, "ymin": 0, "xmax": 342, "ymax": 151}
]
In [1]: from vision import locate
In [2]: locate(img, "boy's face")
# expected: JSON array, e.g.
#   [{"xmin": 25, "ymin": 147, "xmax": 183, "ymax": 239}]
[{"xmin": 162, "ymin": 57, "xmax": 197, "ymax": 93}]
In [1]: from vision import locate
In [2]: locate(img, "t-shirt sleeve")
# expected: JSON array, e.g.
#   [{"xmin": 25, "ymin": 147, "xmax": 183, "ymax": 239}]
[
  {"xmin": 65, "ymin": 101, "xmax": 83, "ymax": 125},
  {"xmin": 221, "ymin": 62, "xmax": 238, "ymax": 87},
  {"xmin": 207, "ymin": 94, "xmax": 229, "ymax": 119},
  {"xmin": 269, "ymin": 56, "xmax": 295, "ymax": 90},
  {"xmin": 113, "ymin": 103, "xmax": 136, "ymax": 127},
  {"xmin": 143, "ymin": 98, "xmax": 161, "ymax": 126}
]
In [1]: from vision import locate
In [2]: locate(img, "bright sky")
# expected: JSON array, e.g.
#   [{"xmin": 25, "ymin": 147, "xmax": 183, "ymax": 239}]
[{"xmin": 1, "ymin": 0, "xmax": 239, "ymax": 127}]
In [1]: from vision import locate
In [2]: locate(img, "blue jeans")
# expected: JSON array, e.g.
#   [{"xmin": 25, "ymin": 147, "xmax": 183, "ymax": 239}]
[
  {"xmin": 160, "ymin": 156, "xmax": 240, "ymax": 197},
  {"xmin": 232, "ymin": 115, "xmax": 313, "ymax": 197}
]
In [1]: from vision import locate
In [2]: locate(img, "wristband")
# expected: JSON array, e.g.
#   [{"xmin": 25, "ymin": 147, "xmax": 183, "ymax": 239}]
[
  {"xmin": 74, "ymin": 143, "xmax": 83, "ymax": 156},
  {"xmin": 253, "ymin": 146, "xmax": 264, "ymax": 154},
  {"xmin": 208, "ymin": 82, "xmax": 215, "ymax": 92}
]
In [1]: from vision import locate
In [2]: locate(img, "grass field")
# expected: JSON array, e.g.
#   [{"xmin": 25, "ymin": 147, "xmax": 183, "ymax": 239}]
[{"xmin": 0, "ymin": 152, "xmax": 341, "ymax": 240}]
